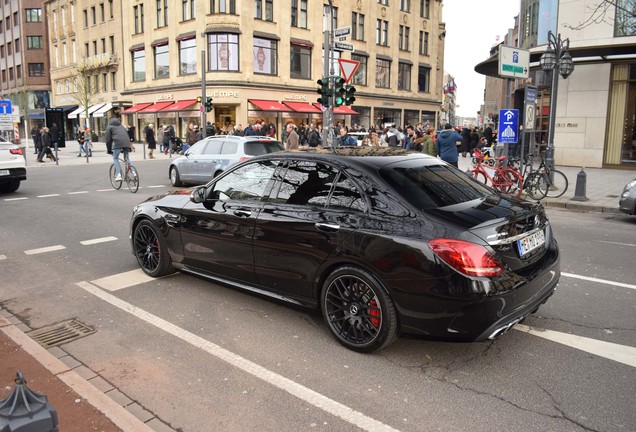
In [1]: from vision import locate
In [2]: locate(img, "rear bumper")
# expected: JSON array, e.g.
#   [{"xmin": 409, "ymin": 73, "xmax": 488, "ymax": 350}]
[{"xmin": 0, "ymin": 167, "xmax": 26, "ymax": 183}]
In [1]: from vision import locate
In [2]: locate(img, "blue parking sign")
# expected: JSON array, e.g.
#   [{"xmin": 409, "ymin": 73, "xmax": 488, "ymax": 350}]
[{"xmin": 498, "ymin": 109, "xmax": 519, "ymax": 144}]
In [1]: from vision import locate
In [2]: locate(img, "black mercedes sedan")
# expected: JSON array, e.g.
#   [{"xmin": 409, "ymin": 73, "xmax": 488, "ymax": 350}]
[{"xmin": 130, "ymin": 147, "xmax": 560, "ymax": 352}]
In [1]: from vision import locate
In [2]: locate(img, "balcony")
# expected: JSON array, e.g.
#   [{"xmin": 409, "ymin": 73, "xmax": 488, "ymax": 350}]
[{"xmin": 77, "ymin": 53, "xmax": 118, "ymax": 71}]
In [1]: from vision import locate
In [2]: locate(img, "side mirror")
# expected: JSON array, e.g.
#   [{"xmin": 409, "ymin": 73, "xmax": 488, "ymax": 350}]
[{"xmin": 190, "ymin": 186, "xmax": 206, "ymax": 204}]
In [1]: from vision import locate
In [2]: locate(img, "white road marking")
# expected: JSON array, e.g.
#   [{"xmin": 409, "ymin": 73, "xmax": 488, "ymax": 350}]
[
  {"xmin": 76, "ymin": 280, "xmax": 401, "ymax": 432},
  {"xmin": 80, "ymin": 236, "xmax": 118, "ymax": 246},
  {"xmin": 37, "ymin": 194, "xmax": 61, "ymax": 198},
  {"xmin": 146, "ymin": 185, "xmax": 166, "ymax": 188},
  {"xmin": 24, "ymin": 245, "xmax": 66, "ymax": 255},
  {"xmin": 68, "ymin": 191, "xmax": 89, "ymax": 195},
  {"xmin": 4, "ymin": 197, "xmax": 28, "ymax": 201},
  {"xmin": 598, "ymin": 240, "xmax": 636, "ymax": 248},
  {"xmin": 562, "ymin": 272, "xmax": 636, "ymax": 290},
  {"xmin": 0, "ymin": 255, "xmax": 6, "ymax": 260},
  {"xmin": 514, "ymin": 324, "xmax": 636, "ymax": 368},
  {"xmin": 96, "ymin": 189, "xmax": 116, "ymax": 192},
  {"xmin": 91, "ymin": 269, "xmax": 156, "ymax": 292}
]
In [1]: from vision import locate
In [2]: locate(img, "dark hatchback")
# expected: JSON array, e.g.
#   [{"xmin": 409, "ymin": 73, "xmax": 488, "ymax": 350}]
[{"xmin": 130, "ymin": 148, "xmax": 560, "ymax": 352}]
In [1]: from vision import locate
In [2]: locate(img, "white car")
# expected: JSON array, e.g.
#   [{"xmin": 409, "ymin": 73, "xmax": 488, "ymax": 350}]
[{"xmin": 0, "ymin": 137, "xmax": 27, "ymax": 193}]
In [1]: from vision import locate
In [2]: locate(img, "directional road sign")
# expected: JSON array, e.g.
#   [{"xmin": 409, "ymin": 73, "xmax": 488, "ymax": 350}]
[
  {"xmin": 524, "ymin": 86, "xmax": 537, "ymax": 131},
  {"xmin": 334, "ymin": 42, "xmax": 354, "ymax": 52},
  {"xmin": 498, "ymin": 109, "xmax": 519, "ymax": 144},
  {"xmin": 498, "ymin": 46, "xmax": 529, "ymax": 79}
]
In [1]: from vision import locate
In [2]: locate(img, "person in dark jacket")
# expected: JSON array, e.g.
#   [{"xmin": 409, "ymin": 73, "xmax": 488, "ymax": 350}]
[
  {"xmin": 105, "ymin": 117, "xmax": 133, "ymax": 181},
  {"xmin": 162, "ymin": 125, "xmax": 175, "ymax": 155},
  {"xmin": 460, "ymin": 127, "xmax": 471, "ymax": 157},
  {"xmin": 36, "ymin": 127, "xmax": 57, "ymax": 162},
  {"xmin": 49, "ymin": 123, "xmax": 61, "ymax": 149},
  {"xmin": 145, "ymin": 124, "xmax": 157, "ymax": 159},
  {"xmin": 435, "ymin": 123, "xmax": 461, "ymax": 167}
]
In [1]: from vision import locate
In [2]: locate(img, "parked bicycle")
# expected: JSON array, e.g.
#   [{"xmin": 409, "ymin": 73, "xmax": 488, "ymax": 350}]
[
  {"xmin": 470, "ymin": 148, "xmax": 523, "ymax": 196},
  {"xmin": 109, "ymin": 155, "xmax": 139, "ymax": 193},
  {"xmin": 510, "ymin": 152, "xmax": 568, "ymax": 199}
]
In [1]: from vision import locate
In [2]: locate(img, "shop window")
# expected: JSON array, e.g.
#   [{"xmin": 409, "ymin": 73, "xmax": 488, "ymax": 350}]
[
  {"xmin": 254, "ymin": 38, "xmax": 277, "ymax": 75},
  {"xmin": 208, "ymin": 33, "xmax": 239, "ymax": 71},
  {"xmin": 376, "ymin": 58, "xmax": 391, "ymax": 88},
  {"xmin": 290, "ymin": 44, "xmax": 311, "ymax": 79}
]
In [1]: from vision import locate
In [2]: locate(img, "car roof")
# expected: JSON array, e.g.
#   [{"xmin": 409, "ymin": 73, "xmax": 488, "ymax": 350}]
[
  {"xmin": 255, "ymin": 147, "xmax": 440, "ymax": 169},
  {"xmin": 206, "ymin": 135, "xmax": 278, "ymax": 141}
]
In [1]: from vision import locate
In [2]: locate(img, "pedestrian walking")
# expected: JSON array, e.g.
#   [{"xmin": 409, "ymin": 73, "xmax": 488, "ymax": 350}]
[
  {"xmin": 32, "ymin": 125, "xmax": 42, "ymax": 156},
  {"xmin": 37, "ymin": 127, "xmax": 57, "ymax": 163},
  {"xmin": 460, "ymin": 127, "xmax": 471, "ymax": 157},
  {"xmin": 145, "ymin": 124, "xmax": 157, "ymax": 158},
  {"xmin": 285, "ymin": 124, "xmax": 299, "ymax": 150},
  {"xmin": 76, "ymin": 128, "xmax": 86, "ymax": 157},
  {"xmin": 83, "ymin": 127, "xmax": 93, "ymax": 156},
  {"xmin": 435, "ymin": 123, "xmax": 461, "ymax": 167},
  {"xmin": 162, "ymin": 124, "xmax": 175, "ymax": 155},
  {"xmin": 185, "ymin": 123, "xmax": 197, "ymax": 147}
]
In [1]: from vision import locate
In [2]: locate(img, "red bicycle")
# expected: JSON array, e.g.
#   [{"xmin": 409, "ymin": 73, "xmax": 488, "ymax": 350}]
[{"xmin": 471, "ymin": 149, "xmax": 523, "ymax": 196}]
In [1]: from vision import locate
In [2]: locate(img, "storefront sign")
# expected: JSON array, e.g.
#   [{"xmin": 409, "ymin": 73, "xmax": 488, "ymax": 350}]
[
  {"xmin": 555, "ymin": 118, "xmax": 586, "ymax": 133},
  {"xmin": 211, "ymin": 90, "xmax": 240, "ymax": 98},
  {"xmin": 157, "ymin": 94, "xmax": 174, "ymax": 100},
  {"xmin": 382, "ymin": 102, "xmax": 395, "ymax": 106},
  {"xmin": 283, "ymin": 94, "xmax": 308, "ymax": 101}
]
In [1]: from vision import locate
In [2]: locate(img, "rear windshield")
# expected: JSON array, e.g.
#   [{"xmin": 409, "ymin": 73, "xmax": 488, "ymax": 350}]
[
  {"xmin": 244, "ymin": 140, "xmax": 284, "ymax": 156},
  {"xmin": 379, "ymin": 163, "xmax": 492, "ymax": 210}
]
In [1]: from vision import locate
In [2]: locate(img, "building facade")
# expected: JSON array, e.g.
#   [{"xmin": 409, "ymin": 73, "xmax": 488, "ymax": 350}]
[
  {"xmin": 46, "ymin": 0, "xmax": 447, "ymax": 141},
  {"xmin": 1, "ymin": 1, "xmax": 51, "ymax": 138}
]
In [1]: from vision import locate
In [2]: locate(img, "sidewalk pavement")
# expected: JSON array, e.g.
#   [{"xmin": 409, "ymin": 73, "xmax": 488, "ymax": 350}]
[{"xmin": 4, "ymin": 142, "xmax": 634, "ymax": 431}]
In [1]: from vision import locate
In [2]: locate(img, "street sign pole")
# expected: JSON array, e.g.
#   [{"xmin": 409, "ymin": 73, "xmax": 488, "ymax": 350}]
[{"xmin": 322, "ymin": 2, "xmax": 335, "ymax": 147}]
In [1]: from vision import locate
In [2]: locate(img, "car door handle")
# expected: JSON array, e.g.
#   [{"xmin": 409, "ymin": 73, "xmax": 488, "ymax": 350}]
[
  {"xmin": 233, "ymin": 209, "xmax": 252, "ymax": 217},
  {"xmin": 315, "ymin": 223, "xmax": 340, "ymax": 232}
]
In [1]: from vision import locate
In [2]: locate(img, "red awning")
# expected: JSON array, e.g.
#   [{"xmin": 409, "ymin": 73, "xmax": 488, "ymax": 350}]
[
  {"xmin": 160, "ymin": 99, "xmax": 197, "ymax": 111},
  {"xmin": 312, "ymin": 103, "xmax": 359, "ymax": 115},
  {"xmin": 283, "ymin": 102, "xmax": 322, "ymax": 113},
  {"xmin": 249, "ymin": 100, "xmax": 292, "ymax": 112},
  {"xmin": 121, "ymin": 103, "xmax": 153, "ymax": 114},
  {"xmin": 138, "ymin": 101, "xmax": 175, "ymax": 113}
]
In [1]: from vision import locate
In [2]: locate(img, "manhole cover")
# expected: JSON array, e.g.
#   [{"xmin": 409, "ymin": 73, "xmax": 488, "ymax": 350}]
[{"xmin": 27, "ymin": 319, "xmax": 95, "ymax": 348}]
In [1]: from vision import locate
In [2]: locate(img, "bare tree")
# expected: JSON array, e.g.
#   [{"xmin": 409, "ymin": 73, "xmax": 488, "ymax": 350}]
[
  {"xmin": 563, "ymin": 0, "xmax": 636, "ymax": 34},
  {"xmin": 67, "ymin": 67, "xmax": 99, "ymax": 125}
]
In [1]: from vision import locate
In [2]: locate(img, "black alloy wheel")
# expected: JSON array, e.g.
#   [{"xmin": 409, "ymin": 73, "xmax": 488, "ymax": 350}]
[
  {"xmin": 321, "ymin": 266, "xmax": 398, "ymax": 353},
  {"xmin": 133, "ymin": 220, "xmax": 173, "ymax": 277}
]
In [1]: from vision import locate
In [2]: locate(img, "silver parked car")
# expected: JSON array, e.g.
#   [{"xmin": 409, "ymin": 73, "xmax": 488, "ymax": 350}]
[
  {"xmin": 619, "ymin": 179, "xmax": 636, "ymax": 215},
  {"xmin": 168, "ymin": 135, "xmax": 284, "ymax": 186}
]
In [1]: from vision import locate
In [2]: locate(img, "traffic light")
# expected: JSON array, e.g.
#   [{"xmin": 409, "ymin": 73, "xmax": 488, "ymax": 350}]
[
  {"xmin": 334, "ymin": 77, "xmax": 346, "ymax": 107},
  {"xmin": 205, "ymin": 96, "xmax": 213, "ymax": 112},
  {"xmin": 196, "ymin": 96, "xmax": 202, "ymax": 103},
  {"xmin": 316, "ymin": 78, "xmax": 330, "ymax": 107},
  {"xmin": 344, "ymin": 85, "xmax": 356, "ymax": 106}
]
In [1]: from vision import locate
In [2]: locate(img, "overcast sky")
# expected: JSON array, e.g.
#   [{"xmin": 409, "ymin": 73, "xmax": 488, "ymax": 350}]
[{"xmin": 442, "ymin": 0, "xmax": 522, "ymax": 118}]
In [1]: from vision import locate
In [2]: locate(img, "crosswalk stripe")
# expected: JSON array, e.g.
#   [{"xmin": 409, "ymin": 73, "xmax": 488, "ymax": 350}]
[
  {"xmin": 24, "ymin": 245, "xmax": 66, "ymax": 255},
  {"xmin": 96, "ymin": 189, "xmax": 116, "ymax": 192},
  {"xmin": 80, "ymin": 236, "xmax": 118, "ymax": 245},
  {"xmin": 0, "ymin": 255, "xmax": 6, "ymax": 260}
]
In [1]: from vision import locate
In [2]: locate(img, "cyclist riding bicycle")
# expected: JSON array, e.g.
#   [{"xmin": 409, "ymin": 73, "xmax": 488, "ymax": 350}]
[{"xmin": 105, "ymin": 116, "xmax": 133, "ymax": 182}]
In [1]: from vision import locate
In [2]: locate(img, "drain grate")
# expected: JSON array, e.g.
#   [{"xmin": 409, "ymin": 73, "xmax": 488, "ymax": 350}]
[{"xmin": 27, "ymin": 319, "xmax": 96, "ymax": 348}]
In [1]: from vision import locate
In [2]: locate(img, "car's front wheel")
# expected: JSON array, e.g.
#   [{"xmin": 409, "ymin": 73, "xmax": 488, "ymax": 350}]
[
  {"xmin": 133, "ymin": 220, "xmax": 174, "ymax": 277},
  {"xmin": 321, "ymin": 266, "xmax": 398, "ymax": 353},
  {"xmin": 170, "ymin": 166, "xmax": 182, "ymax": 186}
]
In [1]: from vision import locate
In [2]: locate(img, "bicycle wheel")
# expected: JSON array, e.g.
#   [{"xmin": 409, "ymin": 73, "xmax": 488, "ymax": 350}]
[
  {"xmin": 471, "ymin": 169, "xmax": 488, "ymax": 186},
  {"xmin": 524, "ymin": 172, "xmax": 548, "ymax": 200},
  {"xmin": 545, "ymin": 169, "xmax": 568, "ymax": 198},
  {"xmin": 126, "ymin": 165, "xmax": 139, "ymax": 193},
  {"xmin": 494, "ymin": 169, "xmax": 522, "ymax": 195},
  {"xmin": 109, "ymin": 164, "xmax": 122, "ymax": 190}
]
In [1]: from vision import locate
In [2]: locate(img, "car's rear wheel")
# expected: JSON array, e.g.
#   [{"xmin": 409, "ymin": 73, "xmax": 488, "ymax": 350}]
[
  {"xmin": 170, "ymin": 166, "xmax": 182, "ymax": 186},
  {"xmin": 0, "ymin": 180, "xmax": 20, "ymax": 193},
  {"xmin": 321, "ymin": 266, "xmax": 398, "ymax": 352},
  {"xmin": 133, "ymin": 220, "xmax": 173, "ymax": 277}
]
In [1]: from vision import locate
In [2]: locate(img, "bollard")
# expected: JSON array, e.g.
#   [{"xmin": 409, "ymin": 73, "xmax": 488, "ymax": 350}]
[
  {"xmin": 0, "ymin": 371, "xmax": 58, "ymax": 432},
  {"xmin": 570, "ymin": 167, "xmax": 589, "ymax": 201}
]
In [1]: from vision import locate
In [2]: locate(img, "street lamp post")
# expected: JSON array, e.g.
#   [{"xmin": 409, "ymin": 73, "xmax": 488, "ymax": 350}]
[{"xmin": 540, "ymin": 31, "xmax": 574, "ymax": 173}]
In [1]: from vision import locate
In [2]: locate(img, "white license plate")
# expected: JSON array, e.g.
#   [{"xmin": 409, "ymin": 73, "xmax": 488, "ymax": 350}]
[
  {"xmin": 0, "ymin": 169, "xmax": 9, "ymax": 176},
  {"xmin": 517, "ymin": 230, "xmax": 545, "ymax": 257}
]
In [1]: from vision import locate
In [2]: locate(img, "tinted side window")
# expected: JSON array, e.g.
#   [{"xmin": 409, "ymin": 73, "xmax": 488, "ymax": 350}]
[
  {"xmin": 221, "ymin": 141, "xmax": 238, "ymax": 154},
  {"xmin": 272, "ymin": 161, "xmax": 338, "ymax": 206},
  {"xmin": 211, "ymin": 161, "xmax": 276, "ymax": 201},
  {"xmin": 380, "ymin": 164, "xmax": 490, "ymax": 210},
  {"xmin": 244, "ymin": 141, "xmax": 284, "ymax": 156},
  {"xmin": 328, "ymin": 174, "xmax": 367, "ymax": 212},
  {"xmin": 203, "ymin": 140, "xmax": 223, "ymax": 155}
]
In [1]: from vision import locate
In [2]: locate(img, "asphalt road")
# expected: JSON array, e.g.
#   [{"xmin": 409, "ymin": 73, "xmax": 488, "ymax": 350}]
[{"xmin": 1, "ymin": 161, "xmax": 635, "ymax": 432}]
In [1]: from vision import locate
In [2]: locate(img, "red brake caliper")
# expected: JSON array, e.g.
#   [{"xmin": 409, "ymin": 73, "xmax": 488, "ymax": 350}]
[{"xmin": 369, "ymin": 299, "xmax": 380, "ymax": 327}]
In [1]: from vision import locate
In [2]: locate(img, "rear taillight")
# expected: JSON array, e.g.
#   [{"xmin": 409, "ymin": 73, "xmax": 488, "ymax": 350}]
[
  {"xmin": 10, "ymin": 148, "xmax": 22, "ymax": 155},
  {"xmin": 428, "ymin": 238, "xmax": 504, "ymax": 277},
  {"xmin": 239, "ymin": 156, "xmax": 250, "ymax": 162}
]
